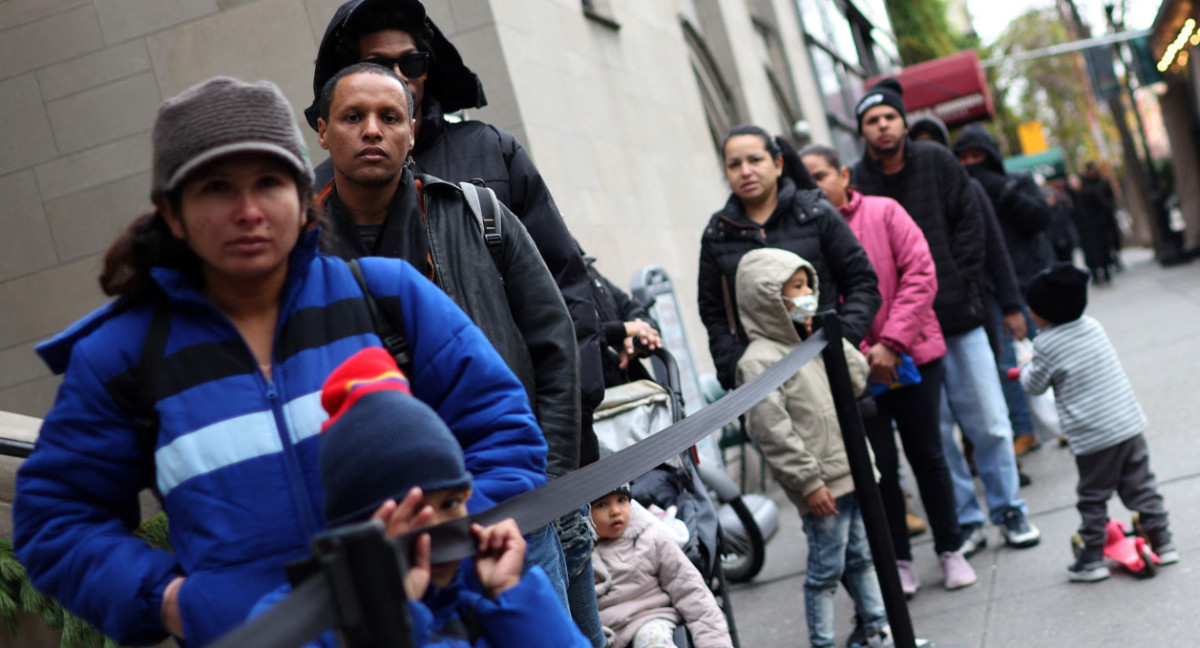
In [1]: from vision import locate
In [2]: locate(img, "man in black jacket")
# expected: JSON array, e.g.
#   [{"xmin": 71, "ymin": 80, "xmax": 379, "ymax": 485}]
[
  {"xmin": 910, "ymin": 116, "xmax": 1025, "ymax": 360},
  {"xmin": 851, "ymin": 79, "xmax": 1040, "ymax": 558},
  {"xmin": 954, "ymin": 123, "xmax": 1054, "ymax": 457},
  {"xmin": 306, "ymin": 0, "xmax": 604, "ymax": 456},
  {"xmin": 307, "ymin": 4, "xmax": 605, "ymax": 644},
  {"xmin": 314, "ymin": 61, "xmax": 581, "ymax": 626}
]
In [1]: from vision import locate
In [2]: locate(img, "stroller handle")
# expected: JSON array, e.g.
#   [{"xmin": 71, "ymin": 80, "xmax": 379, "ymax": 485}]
[{"xmin": 646, "ymin": 347, "xmax": 686, "ymax": 423}]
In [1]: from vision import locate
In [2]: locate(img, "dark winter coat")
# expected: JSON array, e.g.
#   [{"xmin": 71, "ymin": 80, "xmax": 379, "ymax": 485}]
[
  {"xmin": 585, "ymin": 256, "xmax": 657, "ymax": 388},
  {"xmin": 1046, "ymin": 193, "xmax": 1079, "ymax": 260},
  {"xmin": 308, "ymin": 0, "xmax": 605, "ymax": 421},
  {"xmin": 954, "ymin": 124, "xmax": 1054, "ymax": 292},
  {"xmin": 698, "ymin": 177, "xmax": 880, "ymax": 389},
  {"xmin": 1071, "ymin": 177, "xmax": 1117, "ymax": 270},
  {"xmin": 974, "ymin": 178, "xmax": 1022, "ymax": 313},
  {"xmin": 321, "ymin": 169, "xmax": 582, "ymax": 479},
  {"xmin": 851, "ymin": 139, "xmax": 986, "ymax": 337},
  {"xmin": 905, "ymin": 116, "xmax": 1020, "ymax": 312}
]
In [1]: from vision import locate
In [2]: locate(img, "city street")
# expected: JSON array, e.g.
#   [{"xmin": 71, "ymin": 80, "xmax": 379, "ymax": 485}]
[{"xmin": 726, "ymin": 248, "xmax": 1200, "ymax": 647}]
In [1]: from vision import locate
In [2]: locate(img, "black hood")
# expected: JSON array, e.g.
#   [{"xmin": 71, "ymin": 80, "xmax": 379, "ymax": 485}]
[
  {"xmin": 953, "ymin": 123, "xmax": 1005, "ymax": 175},
  {"xmin": 909, "ymin": 114, "xmax": 950, "ymax": 148},
  {"xmin": 305, "ymin": 0, "xmax": 487, "ymax": 130}
]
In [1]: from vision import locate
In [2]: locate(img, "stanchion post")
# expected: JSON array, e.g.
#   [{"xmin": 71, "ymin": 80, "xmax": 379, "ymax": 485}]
[
  {"xmin": 817, "ymin": 312, "xmax": 917, "ymax": 648},
  {"xmin": 309, "ymin": 521, "xmax": 417, "ymax": 648}
]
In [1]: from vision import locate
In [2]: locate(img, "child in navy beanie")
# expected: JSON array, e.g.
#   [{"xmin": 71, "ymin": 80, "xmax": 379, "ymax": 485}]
[
  {"xmin": 318, "ymin": 345, "xmax": 473, "ymax": 528},
  {"xmin": 252, "ymin": 347, "xmax": 590, "ymax": 648},
  {"xmin": 1019, "ymin": 264, "xmax": 1177, "ymax": 582}
]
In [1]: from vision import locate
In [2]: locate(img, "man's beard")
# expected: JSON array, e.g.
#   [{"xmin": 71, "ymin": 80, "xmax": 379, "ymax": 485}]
[
  {"xmin": 344, "ymin": 166, "xmax": 402, "ymax": 188},
  {"xmin": 867, "ymin": 137, "xmax": 903, "ymax": 159}
]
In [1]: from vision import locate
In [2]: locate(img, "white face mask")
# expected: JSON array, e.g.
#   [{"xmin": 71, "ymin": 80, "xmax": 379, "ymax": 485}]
[{"xmin": 788, "ymin": 294, "xmax": 819, "ymax": 323}]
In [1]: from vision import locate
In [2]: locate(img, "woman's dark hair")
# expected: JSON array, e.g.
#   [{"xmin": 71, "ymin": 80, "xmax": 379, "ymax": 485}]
[
  {"xmin": 722, "ymin": 124, "xmax": 782, "ymax": 160},
  {"xmin": 722, "ymin": 125, "xmax": 818, "ymax": 191},
  {"xmin": 798, "ymin": 144, "xmax": 842, "ymax": 171},
  {"xmin": 100, "ymin": 178, "xmax": 321, "ymax": 300}
]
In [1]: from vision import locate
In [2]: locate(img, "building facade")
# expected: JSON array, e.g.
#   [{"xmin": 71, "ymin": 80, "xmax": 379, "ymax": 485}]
[
  {"xmin": 0, "ymin": 0, "xmax": 897, "ymax": 421},
  {"xmin": 1151, "ymin": 0, "xmax": 1200, "ymax": 252}
]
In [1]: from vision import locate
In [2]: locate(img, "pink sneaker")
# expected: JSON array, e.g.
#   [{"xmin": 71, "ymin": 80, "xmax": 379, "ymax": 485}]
[
  {"xmin": 896, "ymin": 560, "xmax": 920, "ymax": 597},
  {"xmin": 939, "ymin": 551, "xmax": 977, "ymax": 590}
]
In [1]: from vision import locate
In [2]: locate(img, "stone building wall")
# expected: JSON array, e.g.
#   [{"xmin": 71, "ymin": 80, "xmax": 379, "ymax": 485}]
[{"xmin": 0, "ymin": 0, "xmax": 757, "ymax": 418}]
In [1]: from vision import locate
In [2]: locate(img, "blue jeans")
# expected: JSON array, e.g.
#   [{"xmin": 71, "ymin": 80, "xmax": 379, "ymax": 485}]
[
  {"xmin": 802, "ymin": 493, "xmax": 887, "ymax": 648},
  {"xmin": 524, "ymin": 523, "xmax": 569, "ymax": 607},
  {"xmin": 992, "ymin": 300, "xmax": 1037, "ymax": 440},
  {"xmin": 557, "ymin": 506, "xmax": 606, "ymax": 648},
  {"xmin": 938, "ymin": 326, "xmax": 1027, "ymax": 526}
]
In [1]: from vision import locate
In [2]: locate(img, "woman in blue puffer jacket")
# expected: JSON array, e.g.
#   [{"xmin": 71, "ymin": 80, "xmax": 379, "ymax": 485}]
[{"xmin": 13, "ymin": 77, "xmax": 546, "ymax": 648}]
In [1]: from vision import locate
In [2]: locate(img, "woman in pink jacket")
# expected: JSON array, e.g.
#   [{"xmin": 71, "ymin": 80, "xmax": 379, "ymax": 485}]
[{"xmin": 801, "ymin": 145, "xmax": 977, "ymax": 596}]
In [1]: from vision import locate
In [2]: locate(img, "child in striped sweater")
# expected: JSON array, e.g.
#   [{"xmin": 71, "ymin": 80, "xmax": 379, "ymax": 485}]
[{"xmin": 1018, "ymin": 263, "xmax": 1177, "ymax": 582}]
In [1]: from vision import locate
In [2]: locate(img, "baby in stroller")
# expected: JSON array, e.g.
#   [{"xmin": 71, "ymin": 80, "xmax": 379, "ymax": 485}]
[{"xmin": 591, "ymin": 483, "xmax": 733, "ymax": 648}]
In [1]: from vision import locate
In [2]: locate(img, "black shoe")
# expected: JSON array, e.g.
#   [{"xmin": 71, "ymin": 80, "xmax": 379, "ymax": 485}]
[
  {"xmin": 1018, "ymin": 471, "xmax": 1032, "ymax": 487},
  {"xmin": 846, "ymin": 614, "xmax": 866, "ymax": 648},
  {"xmin": 1068, "ymin": 543, "xmax": 1109, "ymax": 582},
  {"xmin": 960, "ymin": 522, "xmax": 987, "ymax": 557},
  {"xmin": 999, "ymin": 509, "xmax": 1040, "ymax": 548}
]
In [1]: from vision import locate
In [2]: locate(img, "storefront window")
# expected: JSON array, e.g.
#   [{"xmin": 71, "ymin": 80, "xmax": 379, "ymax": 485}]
[
  {"xmin": 873, "ymin": 28, "xmax": 901, "ymax": 70},
  {"xmin": 849, "ymin": 0, "xmax": 890, "ymax": 35},
  {"xmin": 828, "ymin": 8, "xmax": 861, "ymax": 67},
  {"xmin": 796, "ymin": 0, "xmax": 825, "ymax": 39},
  {"xmin": 809, "ymin": 46, "xmax": 846, "ymax": 119}
]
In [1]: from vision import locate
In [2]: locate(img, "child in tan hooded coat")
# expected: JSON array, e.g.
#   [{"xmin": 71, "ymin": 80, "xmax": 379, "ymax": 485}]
[{"xmin": 735, "ymin": 247, "xmax": 891, "ymax": 648}]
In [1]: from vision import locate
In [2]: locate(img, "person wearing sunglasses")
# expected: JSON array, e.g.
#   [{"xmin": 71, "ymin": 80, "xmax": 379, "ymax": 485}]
[{"xmin": 306, "ymin": 3, "xmax": 608, "ymax": 646}]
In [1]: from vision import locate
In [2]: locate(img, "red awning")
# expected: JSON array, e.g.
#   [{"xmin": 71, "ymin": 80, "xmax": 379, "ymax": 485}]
[{"xmin": 867, "ymin": 50, "xmax": 994, "ymax": 127}]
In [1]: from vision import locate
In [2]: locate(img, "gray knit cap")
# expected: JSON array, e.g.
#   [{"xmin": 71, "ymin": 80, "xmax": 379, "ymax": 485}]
[{"xmin": 150, "ymin": 76, "xmax": 313, "ymax": 200}]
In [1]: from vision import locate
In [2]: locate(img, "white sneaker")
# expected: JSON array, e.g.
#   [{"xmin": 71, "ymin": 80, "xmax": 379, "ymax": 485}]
[
  {"xmin": 939, "ymin": 550, "xmax": 977, "ymax": 589},
  {"xmin": 896, "ymin": 560, "xmax": 919, "ymax": 597}
]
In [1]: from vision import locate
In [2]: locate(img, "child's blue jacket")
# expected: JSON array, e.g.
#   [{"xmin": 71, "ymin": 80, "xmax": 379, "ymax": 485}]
[
  {"xmin": 254, "ymin": 566, "xmax": 591, "ymax": 648},
  {"xmin": 13, "ymin": 231, "xmax": 546, "ymax": 647}
]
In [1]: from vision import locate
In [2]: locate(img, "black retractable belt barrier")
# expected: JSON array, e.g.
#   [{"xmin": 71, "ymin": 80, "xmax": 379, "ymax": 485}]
[
  {"xmin": 209, "ymin": 331, "xmax": 832, "ymax": 648},
  {"xmin": 0, "ymin": 438, "xmax": 33, "ymax": 458},
  {"xmin": 817, "ymin": 312, "xmax": 916, "ymax": 648}
]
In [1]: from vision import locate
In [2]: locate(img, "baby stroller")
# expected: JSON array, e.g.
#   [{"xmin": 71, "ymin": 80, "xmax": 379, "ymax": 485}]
[{"xmin": 592, "ymin": 348, "xmax": 762, "ymax": 648}]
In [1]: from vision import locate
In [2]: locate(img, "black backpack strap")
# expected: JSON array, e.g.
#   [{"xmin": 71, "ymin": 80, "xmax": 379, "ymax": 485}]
[
  {"xmin": 134, "ymin": 300, "xmax": 172, "ymax": 500},
  {"xmin": 459, "ymin": 181, "xmax": 504, "ymax": 274},
  {"xmin": 347, "ymin": 259, "xmax": 413, "ymax": 376}
]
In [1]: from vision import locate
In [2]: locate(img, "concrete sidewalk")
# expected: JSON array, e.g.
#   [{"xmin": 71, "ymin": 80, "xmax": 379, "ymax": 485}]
[{"xmin": 726, "ymin": 249, "xmax": 1200, "ymax": 648}]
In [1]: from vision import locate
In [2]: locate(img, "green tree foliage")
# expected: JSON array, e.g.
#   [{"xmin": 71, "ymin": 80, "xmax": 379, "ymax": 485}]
[
  {"xmin": 883, "ymin": 0, "xmax": 961, "ymax": 64},
  {"xmin": 1, "ymin": 514, "xmax": 170, "ymax": 648},
  {"xmin": 984, "ymin": 7, "xmax": 1116, "ymax": 168}
]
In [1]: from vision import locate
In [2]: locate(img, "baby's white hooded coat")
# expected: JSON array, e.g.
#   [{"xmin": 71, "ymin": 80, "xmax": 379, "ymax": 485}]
[
  {"xmin": 592, "ymin": 504, "xmax": 732, "ymax": 648},
  {"xmin": 734, "ymin": 248, "xmax": 871, "ymax": 515}
]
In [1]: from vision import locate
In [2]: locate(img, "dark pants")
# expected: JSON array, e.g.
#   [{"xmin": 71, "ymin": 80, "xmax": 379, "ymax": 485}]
[
  {"xmin": 1075, "ymin": 434, "xmax": 1170, "ymax": 549},
  {"xmin": 864, "ymin": 358, "xmax": 962, "ymax": 557},
  {"xmin": 557, "ymin": 507, "xmax": 605, "ymax": 648}
]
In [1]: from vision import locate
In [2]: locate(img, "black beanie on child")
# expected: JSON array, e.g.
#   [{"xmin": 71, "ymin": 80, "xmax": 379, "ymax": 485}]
[
  {"xmin": 319, "ymin": 347, "xmax": 472, "ymax": 528},
  {"xmin": 1025, "ymin": 263, "xmax": 1089, "ymax": 325},
  {"xmin": 855, "ymin": 77, "xmax": 906, "ymax": 133}
]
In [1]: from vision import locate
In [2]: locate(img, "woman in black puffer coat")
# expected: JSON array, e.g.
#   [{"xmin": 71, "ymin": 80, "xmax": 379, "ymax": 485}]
[{"xmin": 698, "ymin": 125, "xmax": 880, "ymax": 389}]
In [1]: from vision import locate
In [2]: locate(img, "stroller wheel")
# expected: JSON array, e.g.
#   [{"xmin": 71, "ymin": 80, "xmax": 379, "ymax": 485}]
[{"xmin": 719, "ymin": 496, "xmax": 766, "ymax": 582}]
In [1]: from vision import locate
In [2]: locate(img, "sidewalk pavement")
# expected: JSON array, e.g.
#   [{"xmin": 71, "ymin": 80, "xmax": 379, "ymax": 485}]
[{"xmin": 726, "ymin": 249, "xmax": 1200, "ymax": 647}]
